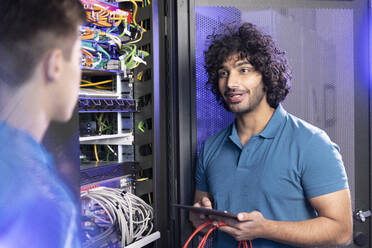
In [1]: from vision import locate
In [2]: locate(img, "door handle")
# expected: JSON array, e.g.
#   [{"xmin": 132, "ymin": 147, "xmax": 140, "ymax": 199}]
[
  {"xmin": 354, "ymin": 210, "xmax": 371, "ymax": 223},
  {"xmin": 354, "ymin": 232, "xmax": 368, "ymax": 246},
  {"xmin": 353, "ymin": 210, "xmax": 371, "ymax": 246}
]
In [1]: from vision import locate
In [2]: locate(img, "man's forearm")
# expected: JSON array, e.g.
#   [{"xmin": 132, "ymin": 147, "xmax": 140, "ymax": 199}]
[{"xmin": 262, "ymin": 216, "xmax": 352, "ymax": 247}]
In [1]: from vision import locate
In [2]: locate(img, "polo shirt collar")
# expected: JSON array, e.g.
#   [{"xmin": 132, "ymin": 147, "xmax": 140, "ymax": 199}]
[
  {"xmin": 259, "ymin": 104, "xmax": 287, "ymax": 139},
  {"xmin": 229, "ymin": 121, "xmax": 242, "ymax": 149},
  {"xmin": 229, "ymin": 104, "xmax": 287, "ymax": 144}
]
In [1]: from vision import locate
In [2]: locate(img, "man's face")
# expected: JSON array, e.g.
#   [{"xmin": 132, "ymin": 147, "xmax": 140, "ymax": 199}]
[
  {"xmin": 56, "ymin": 36, "xmax": 82, "ymax": 122},
  {"xmin": 218, "ymin": 54, "xmax": 266, "ymax": 114}
]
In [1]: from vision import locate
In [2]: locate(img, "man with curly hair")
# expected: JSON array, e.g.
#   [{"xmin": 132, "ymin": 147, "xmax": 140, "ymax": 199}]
[{"xmin": 190, "ymin": 23, "xmax": 352, "ymax": 247}]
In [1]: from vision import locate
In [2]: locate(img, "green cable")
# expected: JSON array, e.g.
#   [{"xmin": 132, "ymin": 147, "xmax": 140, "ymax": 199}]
[
  {"xmin": 96, "ymin": 44, "xmax": 111, "ymax": 69},
  {"xmin": 82, "ymin": 41, "xmax": 111, "ymax": 69},
  {"xmin": 118, "ymin": 22, "xmax": 142, "ymax": 38},
  {"xmin": 108, "ymin": 23, "xmax": 120, "ymax": 33},
  {"xmin": 118, "ymin": 22, "xmax": 128, "ymax": 38},
  {"xmin": 104, "ymin": 145, "xmax": 110, "ymax": 161},
  {"xmin": 120, "ymin": 44, "xmax": 137, "ymax": 69},
  {"xmin": 139, "ymin": 50, "xmax": 150, "ymax": 57},
  {"xmin": 138, "ymin": 121, "xmax": 145, "ymax": 132}
]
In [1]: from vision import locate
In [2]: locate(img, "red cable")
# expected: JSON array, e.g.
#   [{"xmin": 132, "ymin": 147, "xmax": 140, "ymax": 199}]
[
  {"xmin": 184, "ymin": 221, "xmax": 253, "ymax": 248},
  {"xmin": 198, "ymin": 225, "xmax": 217, "ymax": 248},
  {"xmin": 199, "ymin": 222, "xmax": 224, "ymax": 248},
  {"xmin": 183, "ymin": 220, "xmax": 214, "ymax": 248},
  {"xmin": 239, "ymin": 240, "xmax": 253, "ymax": 248}
]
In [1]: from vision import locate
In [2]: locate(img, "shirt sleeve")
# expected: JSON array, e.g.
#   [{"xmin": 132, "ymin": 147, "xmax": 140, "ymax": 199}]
[
  {"xmin": 301, "ymin": 131, "xmax": 349, "ymax": 199},
  {"xmin": 195, "ymin": 143, "xmax": 209, "ymax": 192}
]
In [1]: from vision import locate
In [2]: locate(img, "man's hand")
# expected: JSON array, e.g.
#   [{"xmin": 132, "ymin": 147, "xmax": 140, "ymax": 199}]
[
  {"xmin": 189, "ymin": 196, "xmax": 213, "ymax": 231},
  {"xmin": 216, "ymin": 211, "xmax": 266, "ymax": 241},
  {"xmin": 189, "ymin": 190, "xmax": 213, "ymax": 233},
  {"xmin": 215, "ymin": 190, "xmax": 352, "ymax": 246}
]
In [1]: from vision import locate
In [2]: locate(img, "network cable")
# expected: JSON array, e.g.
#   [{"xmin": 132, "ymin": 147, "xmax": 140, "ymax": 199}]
[{"xmin": 81, "ymin": 187, "xmax": 154, "ymax": 247}]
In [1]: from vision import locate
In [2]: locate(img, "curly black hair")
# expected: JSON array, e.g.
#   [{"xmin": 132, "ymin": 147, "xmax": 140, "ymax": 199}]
[{"xmin": 204, "ymin": 22, "xmax": 292, "ymax": 108}]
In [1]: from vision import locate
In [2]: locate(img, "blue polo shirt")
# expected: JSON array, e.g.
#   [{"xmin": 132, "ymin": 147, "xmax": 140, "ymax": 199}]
[
  {"xmin": 195, "ymin": 105, "xmax": 348, "ymax": 248},
  {"xmin": 0, "ymin": 121, "xmax": 81, "ymax": 248}
]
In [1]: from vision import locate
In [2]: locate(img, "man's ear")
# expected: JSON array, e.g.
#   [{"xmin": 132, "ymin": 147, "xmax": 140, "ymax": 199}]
[{"xmin": 43, "ymin": 49, "xmax": 63, "ymax": 83}]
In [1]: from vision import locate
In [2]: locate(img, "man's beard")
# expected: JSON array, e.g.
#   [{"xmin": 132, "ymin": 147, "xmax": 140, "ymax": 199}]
[{"xmin": 223, "ymin": 86, "xmax": 265, "ymax": 114}]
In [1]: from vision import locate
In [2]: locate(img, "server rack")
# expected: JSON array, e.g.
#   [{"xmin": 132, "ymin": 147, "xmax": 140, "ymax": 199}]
[{"xmin": 76, "ymin": 0, "xmax": 168, "ymax": 247}]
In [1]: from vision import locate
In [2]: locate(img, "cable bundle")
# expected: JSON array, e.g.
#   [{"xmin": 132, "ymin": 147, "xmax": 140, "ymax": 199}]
[
  {"xmin": 81, "ymin": 187, "xmax": 154, "ymax": 248},
  {"xmin": 119, "ymin": 44, "xmax": 149, "ymax": 69},
  {"xmin": 183, "ymin": 220, "xmax": 252, "ymax": 248},
  {"xmin": 80, "ymin": 1, "xmax": 149, "ymax": 71}
]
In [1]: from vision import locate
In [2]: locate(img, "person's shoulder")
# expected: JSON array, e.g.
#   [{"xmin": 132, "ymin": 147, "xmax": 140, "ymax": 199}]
[
  {"xmin": 202, "ymin": 124, "xmax": 231, "ymax": 150},
  {"xmin": 283, "ymin": 112, "xmax": 334, "ymax": 149},
  {"xmin": 198, "ymin": 124, "xmax": 232, "ymax": 164},
  {"xmin": 285, "ymin": 112, "xmax": 324, "ymax": 137}
]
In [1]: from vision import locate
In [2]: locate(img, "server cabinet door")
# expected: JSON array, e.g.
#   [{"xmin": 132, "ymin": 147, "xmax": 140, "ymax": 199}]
[{"xmin": 174, "ymin": 0, "xmax": 371, "ymax": 247}]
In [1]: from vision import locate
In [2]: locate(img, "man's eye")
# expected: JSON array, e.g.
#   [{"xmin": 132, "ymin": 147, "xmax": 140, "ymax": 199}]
[
  {"xmin": 218, "ymin": 71, "xmax": 228, "ymax": 78},
  {"xmin": 241, "ymin": 68, "xmax": 254, "ymax": 73}
]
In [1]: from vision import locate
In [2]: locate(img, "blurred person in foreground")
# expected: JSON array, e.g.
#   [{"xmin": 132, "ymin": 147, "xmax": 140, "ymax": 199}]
[
  {"xmin": 189, "ymin": 23, "xmax": 352, "ymax": 247},
  {"xmin": 0, "ymin": 0, "xmax": 85, "ymax": 247}
]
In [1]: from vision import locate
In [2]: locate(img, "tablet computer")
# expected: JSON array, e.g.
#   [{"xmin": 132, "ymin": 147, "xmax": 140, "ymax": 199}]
[{"xmin": 173, "ymin": 204, "xmax": 238, "ymax": 220}]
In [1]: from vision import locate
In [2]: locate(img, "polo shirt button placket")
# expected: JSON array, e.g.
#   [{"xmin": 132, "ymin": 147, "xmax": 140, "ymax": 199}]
[{"xmin": 238, "ymin": 147, "xmax": 250, "ymax": 168}]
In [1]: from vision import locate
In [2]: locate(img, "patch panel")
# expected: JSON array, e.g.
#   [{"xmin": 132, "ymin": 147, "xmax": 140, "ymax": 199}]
[
  {"xmin": 78, "ymin": 97, "xmax": 138, "ymax": 112},
  {"xmin": 80, "ymin": 162, "xmax": 138, "ymax": 186}
]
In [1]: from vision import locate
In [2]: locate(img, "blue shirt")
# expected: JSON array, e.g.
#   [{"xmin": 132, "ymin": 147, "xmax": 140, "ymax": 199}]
[
  {"xmin": 195, "ymin": 105, "xmax": 348, "ymax": 248},
  {"xmin": 0, "ymin": 122, "xmax": 81, "ymax": 248}
]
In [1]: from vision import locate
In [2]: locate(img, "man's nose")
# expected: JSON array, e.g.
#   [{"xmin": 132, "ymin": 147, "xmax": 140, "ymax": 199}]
[{"xmin": 226, "ymin": 71, "xmax": 239, "ymax": 89}]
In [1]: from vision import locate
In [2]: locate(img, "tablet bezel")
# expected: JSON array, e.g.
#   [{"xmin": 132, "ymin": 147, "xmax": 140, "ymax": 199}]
[{"xmin": 173, "ymin": 204, "xmax": 238, "ymax": 220}]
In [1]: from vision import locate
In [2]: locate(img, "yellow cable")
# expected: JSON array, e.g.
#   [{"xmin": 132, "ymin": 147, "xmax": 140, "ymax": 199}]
[
  {"xmin": 137, "ymin": 71, "xmax": 144, "ymax": 81},
  {"xmin": 136, "ymin": 177, "xmax": 149, "ymax": 182},
  {"xmin": 94, "ymin": 144, "xmax": 99, "ymax": 161},
  {"xmin": 148, "ymin": 193, "xmax": 152, "ymax": 204},
  {"xmin": 127, "ymin": 22, "xmax": 143, "ymax": 44},
  {"xmin": 94, "ymin": 86, "xmax": 112, "ymax": 90},
  {"xmin": 80, "ymin": 79, "xmax": 113, "ymax": 87},
  {"xmin": 114, "ymin": 1, "xmax": 148, "ymax": 33},
  {"xmin": 129, "ymin": 0, "xmax": 138, "ymax": 26},
  {"xmin": 97, "ymin": 113, "xmax": 104, "ymax": 134},
  {"xmin": 104, "ymin": 33, "xmax": 122, "ymax": 48},
  {"xmin": 115, "ymin": 0, "xmax": 138, "ymax": 26}
]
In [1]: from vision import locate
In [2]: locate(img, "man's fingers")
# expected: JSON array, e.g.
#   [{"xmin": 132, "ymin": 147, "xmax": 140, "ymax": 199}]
[
  {"xmin": 219, "ymin": 225, "xmax": 239, "ymax": 234},
  {"xmin": 237, "ymin": 211, "xmax": 261, "ymax": 221},
  {"xmin": 209, "ymin": 215, "xmax": 237, "ymax": 225},
  {"xmin": 201, "ymin": 197, "xmax": 212, "ymax": 208},
  {"xmin": 237, "ymin": 212, "xmax": 251, "ymax": 221}
]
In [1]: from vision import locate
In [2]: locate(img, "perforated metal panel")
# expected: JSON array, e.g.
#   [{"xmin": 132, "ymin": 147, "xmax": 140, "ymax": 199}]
[
  {"xmin": 195, "ymin": 6, "xmax": 355, "ymax": 204},
  {"xmin": 190, "ymin": 1, "xmax": 369, "ymax": 247},
  {"xmin": 195, "ymin": 7, "xmax": 241, "ymax": 153}
]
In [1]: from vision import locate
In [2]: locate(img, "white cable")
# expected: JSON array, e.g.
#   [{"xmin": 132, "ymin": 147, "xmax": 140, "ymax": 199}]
[
  {"xmin": 81, "ymin": 186, "xmax": 154, "ymax": 247},
  {"xmin": 92, "ymin": 52, "xmax": 102, "ymax": 68}
]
